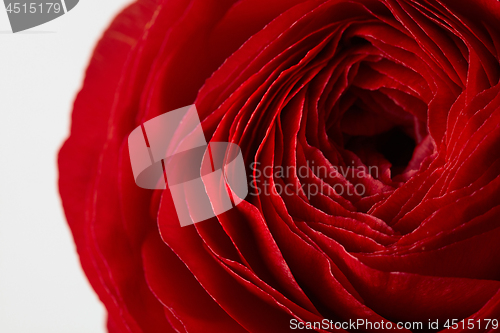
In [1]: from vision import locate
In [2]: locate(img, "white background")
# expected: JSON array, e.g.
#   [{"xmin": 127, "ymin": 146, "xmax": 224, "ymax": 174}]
[{"xmin": 0, "ymin": 1, "xmax": 132, "ymax": 332}]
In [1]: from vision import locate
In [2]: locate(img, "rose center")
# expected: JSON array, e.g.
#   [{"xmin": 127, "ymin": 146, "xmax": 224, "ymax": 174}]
[
  {"xmin": 334, "ymin": 85, "xmax": 428, "ymax": 179},
  {"xmin": 344, "ymin": 126, "xmax": 417, "ymax": 177}
]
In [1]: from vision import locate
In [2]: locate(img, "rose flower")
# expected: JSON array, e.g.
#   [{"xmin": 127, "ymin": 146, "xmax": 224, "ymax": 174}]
[{"xmin": 59, "ymin": 0, "xmax": 500, "ymax": 331}]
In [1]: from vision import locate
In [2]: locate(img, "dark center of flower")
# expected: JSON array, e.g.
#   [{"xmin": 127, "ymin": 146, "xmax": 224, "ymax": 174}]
[
  {"xmin": 329, "ymin": 54, "xmax": 430, "ymax": 181},
  {"xmin": 375, "ymin": 127, "xmax": 417, "ymax": 175},
  {"xmin": 344, "ymin": 126, "xmax": 417, "ymax": 177}
]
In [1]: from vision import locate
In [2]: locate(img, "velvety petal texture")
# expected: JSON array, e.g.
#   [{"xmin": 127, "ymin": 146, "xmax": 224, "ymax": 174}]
[{"xmin": 59, "ymin": 0, "xmax": 500, "ymax": 332}]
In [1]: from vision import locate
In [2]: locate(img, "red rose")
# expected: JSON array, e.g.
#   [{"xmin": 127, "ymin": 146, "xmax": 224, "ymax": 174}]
[{"xmin": 59, "ymin": 0, "xmax": 500, "ymax": 332}]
